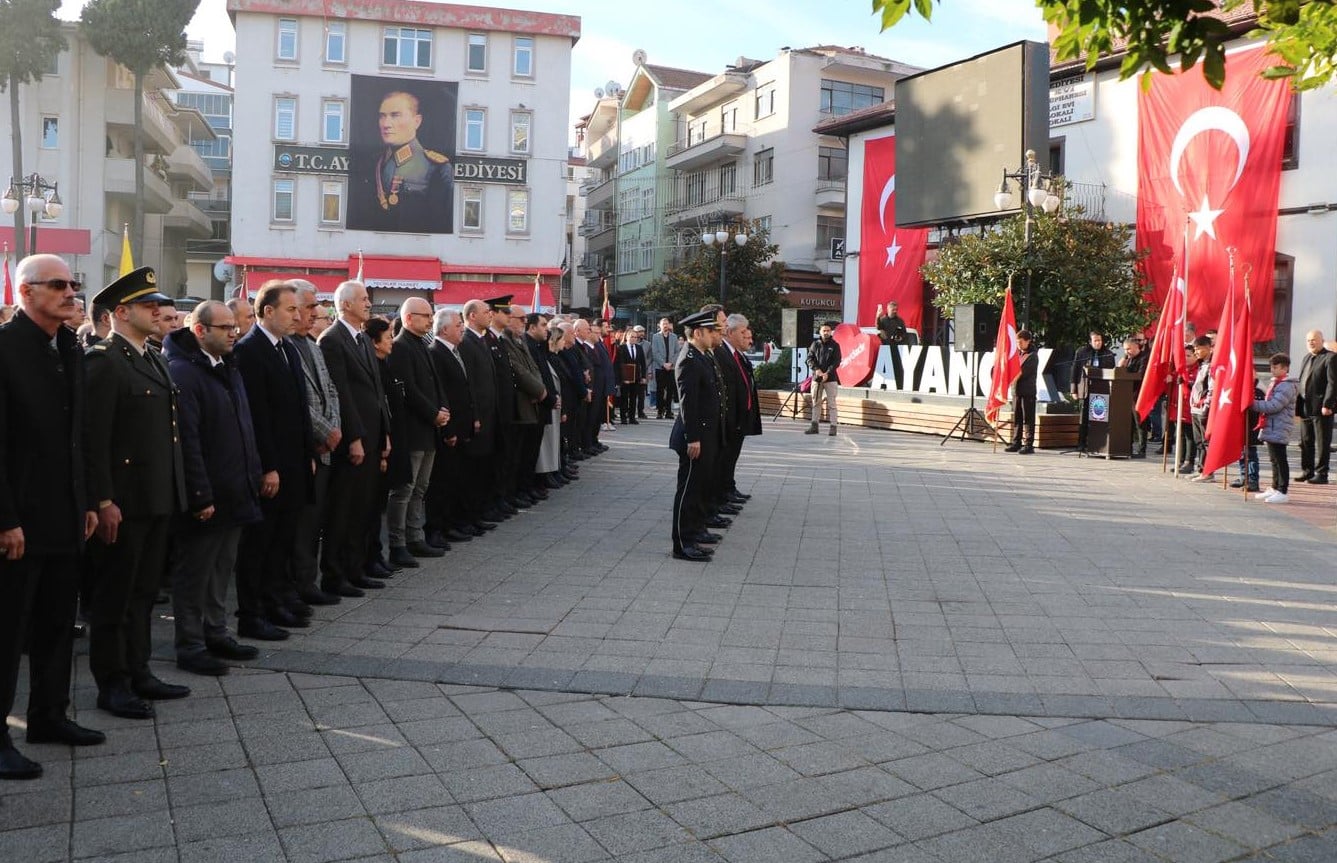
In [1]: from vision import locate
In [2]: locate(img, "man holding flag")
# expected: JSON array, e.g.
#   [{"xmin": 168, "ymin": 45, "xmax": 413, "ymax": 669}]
[
  {"xmin": 1199, "ymin": 274, "xmax": 1253, "ymax": 484},
  {"xmin": 983, "ymin": 288, "xmax": 1035, "ymax": 454}
]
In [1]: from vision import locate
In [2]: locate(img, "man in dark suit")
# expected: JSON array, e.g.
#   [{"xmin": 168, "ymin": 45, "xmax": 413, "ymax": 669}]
[
  {"xmin": 85, "ymin": 267, "xmax": 189, "ymax": 719},
  {"xmin": 615, "ymin": 327, "xmax": 648, "ymax": 425},
  {"xmin": 717, "ymin": 313, "xmax": 761, "ymax": 507},
  {"xmin": 670, "ymin": 311, "xmax": 726, "ymax": 562},
  {"xmin": 233, "ymin": 282, "xmax": 314, "ymax": 638},
  {"xmin": 1296, "ymin": 329, "xmax": 1336, "ymax": 484},
  {"xmin": 502, "ymin": 308, "xmax": 551, "ymax": 505},
  {"xmin": 386, "ymin": 297, "xmax": 449, "ymax": 565},
  {"xmin": 0, "ymin": 255, "xmax": 104, "ymax": 779},
  {"xmin": 425, "ymin": 309, "xmax": 477, "ymax": 541},
  {"xmin": 587, "ymin": 321, "xmax": 614, "ymax": 451},
  {"xmin": 484, "ymin": 298, "xmax": 522, "ymax": 519},
  {"xmin": 319, "ymin": 280, "xmax": 390, "ymax": 593},
  {"xmin": 457, "ymin": 299, "xmax": 500, "ymax": 530}
]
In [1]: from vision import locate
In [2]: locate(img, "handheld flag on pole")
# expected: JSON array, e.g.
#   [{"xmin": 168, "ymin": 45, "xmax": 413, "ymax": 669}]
[
  {"xmin": 355, "ymin": 249, "xmax": 364, "ymax": 282},
  {"xmin": 984, "ymin": 287, "xmax": 1020, "ymax": 422},
  {"xmin": 531, "ymin": 273, "xmax": 543, "ymax": 314},
  {"xmin": 118, "ymin": 224, "xmax": 134, "ymax": 276},
  {"xmin": 1135, "ymin": 262, "xmax": 1187, "ymax": 422},
  {"xmin": 1201, "ymin": 253, "xmax": 1253, "ymax": 477},
  {"xmin": 600, "ymin": 276, "xmax": 613, "ymax": 321},
  {"xmin": 2, "ymin": 244, "xmax": 13, "ymax": 307}
]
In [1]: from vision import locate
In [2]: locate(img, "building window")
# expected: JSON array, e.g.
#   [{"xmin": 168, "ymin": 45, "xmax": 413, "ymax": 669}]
[
  {"xmin": 754, "ymin": 85, "xmax": 775, "ymax": 119},
  {"xmin": 1282, "ymin": 92, "xmax": 1300, "ymax": 170},
  {"xmin": 321, "ymin": 100, "xmax": 345, "ymax": 143},
  {"xmin": 462, "ymin": 186, "xmax": 483, "ymax": 231},
  {"xmin": 684, "ymin": 171, "xmax": 706, "ymax": 207},
  {"xmin": 274, "ymin": 97, "xmax": 297, "ymax": 141},
  {"xmin": 817, "ymin": 215, "xmax": 845, "ymax": 250},
  {"xmin": 755, "ymin": 215, "xmax": 771, "ymax": 235},
  {"xmin": 754, "ymin": 148, "xmax": 774, "ymax": 186},
  {"xmin": 640, "ymin": 239, "xmax": 653, "ymax": 271},
  {"xmin": 320, "ymin": 180, "xmax": 344, "ymax": 224},
  {"xmin": 510, "ymin": 110, "xmax": 531, "ymax": 154},
  {"xmin": 276, "ymin": 18, "xmax": 298, "ymax": 61},
  {"xmin": 43, "ymin": 52, "xmax": 59, "ymax": 75},
  {"xmin": 641, "ymin": 185, "xmax": 655, "ymax": 219},
  {"xmin": 513, "ymin": 36, "xmax": 534, "ymax": 78},
  {"xmin": 721, "ymin": 104, "xmax": 737, "ymax": 132},
  {"xmin": 463, "ymin": 108, "xmax": 485, "ymax": 151},
  {"xmin": 819, "ymin": 79, "xmax": 884, "ymax": 116},
  {"xmin": 719, "ymin": 162, "xmax": 737, "ymax": 196},
  {"xmin": 467, "ymin": 33, "xmax": 487, "ymax": 73},
  {"xmin": 40, "ymin": 117, "xmax": 58, "ymax": 149},
  {"xmin": 619, "ymin": 187, "xmax": 639, "ymax": 224},
  {"xmin": 617, "ymin": 237, "xmax": 635, "ymax": 275},
  {"xmin": 507, "ymin": 188, "xmax": 529, "ymax": 233},
  {"xmin": 1048, "ymin": 138, "xmax": 1066, "ymax": 176},
  {"xmin": 383, "ymin": 27, "xmax": 432, "ymax": 69},
  {"xmin": 1259, "ymin": 254, "xmax": 1294, "ymax": 357},
  {"xmin": 325, "ymin": 21, "xmax": 346, "ymax": 64},
  {"xmin": 817, "ymin": 146, "xmax": 847, "ymax": 181},
  {"xmin": 273, "ymin": 178, "xmax": 295, "ymax": 222}
]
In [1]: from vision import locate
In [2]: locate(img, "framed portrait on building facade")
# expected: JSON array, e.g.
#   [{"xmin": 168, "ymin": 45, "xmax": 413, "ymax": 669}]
[{"xmin": 346, "ymin": 74, "xmax": 458, "ymax": 234}]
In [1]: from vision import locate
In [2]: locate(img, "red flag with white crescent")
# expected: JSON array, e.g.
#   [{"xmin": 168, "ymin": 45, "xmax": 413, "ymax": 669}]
[
  {"xmin": 1, "ymin": 246, "xmax": 12, "ymax": 307},
  {"xmin": 1136, "ymin": 46, "xmax": 1288, "ymax": 342},
  {"xmin": 1201, "ymin": 278, "xmax": 1253, "ymax": 476},
  {"xmin": 600, "ymin": 277, "xmax": 613, "ymax": 320},
  {"xmin": 858, "ymin": 134, "xmax": 929, "ymax": 331},
  {"xmin": 984, "ymin": 288, "xmax": 1020, "ymax": 422},
  {"xmin": 1134, "ymin": 258, "xmax": 1188, "ymax": 421}
]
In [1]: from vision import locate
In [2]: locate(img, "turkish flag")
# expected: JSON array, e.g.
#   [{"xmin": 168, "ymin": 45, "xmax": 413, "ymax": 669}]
[
  {"xmin": 984, "ymin": 288, "xmax": 1020, "ymax": 422},
  {"xmin": 1134, "ymin": 261, "xmax": 1188, "ymax": 421},
  {"xmin": 1201, "ymin": 279, "xmax": 1253, "ymax": 477},
  {"xmin": 1137, "ymin": 46, "xmax": 1288, "ymax": 343},
  {"xmin": 858, "ymin": 135, "xmax": 929, "ymax": 331},
  {"xmin": 1, "ymin": 250, "xmax": 11, "ymax": 306}
]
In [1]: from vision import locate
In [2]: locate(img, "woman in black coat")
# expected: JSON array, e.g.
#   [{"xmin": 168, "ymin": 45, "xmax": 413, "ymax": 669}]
[{"xmin": 364, "ymin": 317, "xmax": 408, "ymax": 577}]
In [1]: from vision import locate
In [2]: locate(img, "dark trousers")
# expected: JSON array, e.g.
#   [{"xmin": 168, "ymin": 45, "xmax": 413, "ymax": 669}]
[
  {"xmin": 171, "ymin": 524, "xmax": 243, "ymax": 655},
  {"xmin": 655, "ymin": 369, "xmax": 677, "ymax": 415},
  {"xmin": 426, "ymin": 442, "xmax": 469, "ymax": 531},
  {"xmin": 463, "ymin": 453, "xmax": 494, "ymax": 523},
  {"xmin": 238, "ymin": 504, "xmax": 299, "ymax": 620},
  {"xmin": 1192, "ymin": 414, "xmax": 1209, "ymax": 471},
  {"xmin": 495, "ymin": 422, "xmax": 521, "ymax": 501},
  {"xmin": 1300, "ymin": 413, "xmax": 1333, "ymax": 478},
  {"xmin": 1077, "ymin": 397, "xmax": 1091, "ymax": 449},
  {"xmin": 1011, "ymin": 394, "xmax": 1036, "ymax": 446},
  {"xmin": 1237, "ymin": 446, "xmax": 1260, "ymax": 490},
  {"xmin": 717, "ymin": 433, "xmax": 744, "ymax": 500},
  {"xmin": 620, "ymin": 384, "xmax": 643, "ymax": 422},
  {"xmin": 1267, "ymin": 441, "xmax": 1290, "ymax": 493},
  {"xmin": 322, "ymin": 457, "xmax": 378, "ymax": 588},
  {"xmin": 672, "ymin": 442, "xmax": 718, "ymax": 552},
  {"xmin": 1132, "ymin": 412, "xmax": 1150, "ymax": 455},
  {"xmin": 1174, "ymin": 421, "xmax": 1197, "ymax": 471},
  {"xmin": 886, "ymin": 344, "xmax": 904, "ymax": 390},
  {"xmin": 517, "ymin": 423, "xmax": 543, "ymax": 491},
  {"xmin": 573, "ymin": 400, "xmax": 592, "ymax": 452},
  {"xmin": 88, "ymin": 515, "xmax": 171, "ymax": 690},
  {"xmin": 293, "ymin": 461, "xmax": 331, "ymax": 591},
  {"xmin": 0, "ymin": 552, "xmax": 79, "ymax": 738}
]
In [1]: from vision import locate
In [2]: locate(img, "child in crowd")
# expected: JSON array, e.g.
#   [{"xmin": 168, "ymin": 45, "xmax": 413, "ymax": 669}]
[
  {"xmin": 1253, "ymin": 353, "xmax": 1299, "ymax": 503},
  {"xmin": 1234, "ymin": 375, "xmax": 1264, "ymax": 493}
]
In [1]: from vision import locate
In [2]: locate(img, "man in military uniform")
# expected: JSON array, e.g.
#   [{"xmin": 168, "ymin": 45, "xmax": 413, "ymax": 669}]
[
  {"xmin": 85, "ymin": 267, "xmax": 189, "ymax": 719},
  {"xmin": 669, "ymin": 310, "xmax": 726, "ymax": 562},
  {"xmin": 351, "ymin": 90, "xmax": 453, "ymax": 233}
]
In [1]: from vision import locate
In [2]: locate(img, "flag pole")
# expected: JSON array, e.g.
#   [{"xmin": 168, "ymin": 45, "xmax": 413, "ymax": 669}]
[
  {"xmin": 1174, "ymin": 220, "xmax": 1190, "ymax": 479},
  {"xmin": 1222, "ymin": 248, "xmax": 1237, "ymax": 490},
  {"xmin": 1241, "ymin": 262, "xmax": 1253, "ymax": 501}
]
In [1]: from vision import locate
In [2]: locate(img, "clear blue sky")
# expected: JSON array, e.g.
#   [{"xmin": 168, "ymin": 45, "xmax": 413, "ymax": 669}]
[{"xmin": 60, "ymin": 0, "xmax": 1048, "ymax": 136}]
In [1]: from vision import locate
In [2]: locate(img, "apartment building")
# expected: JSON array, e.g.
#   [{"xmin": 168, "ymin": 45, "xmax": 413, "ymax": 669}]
[
  {"xmin": 0, "ymin": 23, "xmax": 217, "ymax": 293},
  {"xmin": 226, "ymin": 0, "xmax": 578, "ymax": 307},
  {"xmin": 173, "ymin": 45, "xmax": 235, "ymax": 296}
]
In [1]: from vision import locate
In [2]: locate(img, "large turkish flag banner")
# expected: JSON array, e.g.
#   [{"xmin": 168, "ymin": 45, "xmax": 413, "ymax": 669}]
[
  {"xmin": 858, "ymin": 135, "xmax": 929, "ymax": 331},
  {"xmin": 1137, "ymin": 47, "xmax": 1289, "ymax": 343}
]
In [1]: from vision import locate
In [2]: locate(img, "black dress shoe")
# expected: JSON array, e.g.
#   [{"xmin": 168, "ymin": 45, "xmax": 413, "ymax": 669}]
[
  {"xmin": 268, "ymin": 607, "xmax": 310, "ymax": 629},
  {"xmin": 97, "ymin": 687, "xmax": 154, "ymax": 719},
  {"xmin": 378, "ymin": 555, "xmax": 403, "ymax": 574},
  {"xmin": 629, "ymin": 419, "xmax": 640, "ymax": 425},
  {"xmin": 672, "ymin": 546, "xmax": 712, "ymax": 562},
  {"xmin": 1308, "ymin": 475, "xmax": 1329, "ymax": 484},
  {"xmin": 690, "ymin": 531, "xmax": 723, "ymax": 545},
  {"xmin": 133, "ymin": 676, "xmax": 191, "ymax": 700},
  {"xmin": 206, "ymin": 637, "xmax": 259, "ymax": 660},
  {"xmin": 1003, "ymin": 442, "xmax": 1022, "ymax": 453},
  {"xmin": 529, "ymin": 487, "xmax": 549, "ymax": 500},
  {"xmin": 561, "ymin": 470, "xmax": 580, "ymax": 481},
  {"xmin": 322, "ymin": 582, "xmax": 365, "ymax": 599},
  {"xmin": 26, "ymin": 717, "xmax": 106, "ymax": 746},
  {"xmin": 505, "ymin": 496, "xmax": 531, "ymax": 510},
  {"xmin": 389, "ymin": 547, "xmax": 421, "ymax": 568},
  {"xmin": 474, "ymin": 520, "xmax": 499, "ymax": 531},
  {"xmin": 728, "ymin": 492, "xmax": 751, "ymax": 502},
  {"xmin": 286, "ymin": 599, "xmax": 313, "ymax": 618},
  {"xmin": 349, "ymin": 577, "xmax": 385, "ymax": 590},
  {"xmin": 0, "ymin": 746, "xmax": 43, "ymax": 779},
  {"xmin": 297, "ymin": 586, "xmax": 341, "ymax": 606},
  {"xmin": 407, "ymin": 541, "xmax": 445, "ymax": 558},
  {"xmin": 443, "ymin": 527, "xmax": 474, "ymax": 542},
  {"xmin": 1297, "ymin": 472, "xmax": 1315, "ymax": 483},
  {"xmin": 177, "ymin": 652, "xmax": 230, "ymax": 676},
  {"xmin": 717, "ymin": 504, "xmax": 743, "ymax": 516},
  {"xmin": 238, "ymin": 617, "xmax": 291, "ymax": 641},
  {"xmin": 704, "ymin": 515, "xmax": 732, "ymax": 529},
  {"xmin": 1019, "ymin": 445, "xmax": 1034, "ymax": 455},
  {"xmin": 424, "ymin": 530, "xmax": 450, "ymax": 549}
]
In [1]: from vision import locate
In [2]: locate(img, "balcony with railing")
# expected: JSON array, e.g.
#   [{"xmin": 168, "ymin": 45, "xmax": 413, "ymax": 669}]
[
  {"xmin": 106, "ymin": 90, "xmax": 184, "ymax": 155},
  {"xmin": 577, "ymin": 212, "xmax": 616, "ymax": 238},
  {"xmin": 665, "ymin": 131, "xmax": 747, "ymax": 171},
  {"xmin": 586, "ymin": 131, "xmax": 617, "ymax": 169},
  {"xmin": 815, "ymin": 178, "xmax": 845, "ymax": 209},
  {"xmin": 583, "ymin": 175, "xmax": 615, "ymax": 209}
]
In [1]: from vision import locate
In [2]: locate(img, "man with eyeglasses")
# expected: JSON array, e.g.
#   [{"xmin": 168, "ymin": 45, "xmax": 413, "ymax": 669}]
[
  {"xmin": 0, "ymin": 255, "xmax": 104, "ymax": 779},
  {"xmin": 84, "ymin": 267, "xmax": 190, "ymax": 720}
]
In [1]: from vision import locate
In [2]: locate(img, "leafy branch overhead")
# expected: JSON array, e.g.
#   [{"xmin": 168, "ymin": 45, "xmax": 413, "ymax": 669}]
[{"xmin": 870, "ymin": 0, "xmax": 1337, "ymax": 90}]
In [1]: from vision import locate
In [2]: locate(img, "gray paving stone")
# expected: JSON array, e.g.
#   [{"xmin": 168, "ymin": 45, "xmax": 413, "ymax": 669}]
[
  {"xmin": 466, "ymin": 792, "xmax": 571, "ymax": 835},
  {"xmin": 71, "ymin": 810, "xmax": 175, "ymax": 858},
  {"xmin": 492, "ymin": 823, "xmax": 610, "ymax": 863},
  {"xmin": 546, "ymin": 779, "xmax": 653, "ymax": 822},
  {"xmin": 864, "ymin": 793, "xmax": 978, "ymax": 840},
  {"xmin": 374, "ymin": 804, "xmax": 481, "ymax": 852},
  {"xmin": 788, "ymin": 810, "xmax": 904, "ymax": 857},
  {"xmin": 172, "ymin": 796, "xmax": 272, "ymax": 842},
  {"xmin": 178, "ymin": 831, "xmax": 286, "ymax": 863},
  {"xmin": 583, "ymin": 809, "xmax": 694, "ymax": 856},
  {"xmin": 662, "ymin": 792, "xmax": 774, "ymax": 839},
  {"xmin": 517, "ymin": 752, "xmax": 617, "ymax": 789},
  {"xmin": 0, "ymin": 824, "xmax": 67, "ymax": 863},
  {"xmin": 269, "ymin": 783, "xmax": 369, "ymax": 826},
  {"xmin": 1125, "ymin": 821, "xmax": 1247, "ymax": 863},
  {"xmin": 440, "ymin": 763, "xmax": 541, "ymax": 803},
  {"xmin": 707, "ymin": 826, "xmax": 825, "ymax": 863},
  {"xmin": 280, "ymin": 816, "xmax": 390, "ymax": 863}
]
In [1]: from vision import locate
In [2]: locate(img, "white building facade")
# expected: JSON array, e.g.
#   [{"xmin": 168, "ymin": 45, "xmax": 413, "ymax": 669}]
[{"xmin": 226, "ymin": 0, "xmax": 578, "ymax": 307}]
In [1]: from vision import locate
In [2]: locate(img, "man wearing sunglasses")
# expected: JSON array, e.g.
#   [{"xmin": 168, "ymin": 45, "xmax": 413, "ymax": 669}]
[{"xmin": 0, "ymin": 255, "xmax": 104, "ymax": 779}]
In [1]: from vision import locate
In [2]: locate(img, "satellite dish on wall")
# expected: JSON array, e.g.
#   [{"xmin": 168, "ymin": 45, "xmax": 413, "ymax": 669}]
[
  {"xmin": 212, "ymin": 260, "xmax": 234, "ymax": 282},
  {"xmin": 632, "ymin": 49, "xmax": 647, "ymax": 66},
  {"xmin": 222, "ymin": 50, "xmax": 235, "ymax": 64},
  {"xmin": 605, "ymin": 80, "xmax": 622, "ymax": 97},
  {"xmin": 594, "ymin": 87, "xmax": 604, "ymax": 98}
]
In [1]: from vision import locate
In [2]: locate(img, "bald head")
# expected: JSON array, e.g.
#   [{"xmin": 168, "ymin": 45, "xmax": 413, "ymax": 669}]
[{"xmin": 400, "ymin": 296, "xmax": 433, "ymax": 336}]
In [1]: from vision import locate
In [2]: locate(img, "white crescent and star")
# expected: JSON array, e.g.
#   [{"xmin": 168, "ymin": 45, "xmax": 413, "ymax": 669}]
[
  {"xmin": 878, "ymin": 174, "xmax": 902, "ymax": 267},
  {"xmin": 1168, "ymin": 106, "xmax": 1250, "ymax": 243}
]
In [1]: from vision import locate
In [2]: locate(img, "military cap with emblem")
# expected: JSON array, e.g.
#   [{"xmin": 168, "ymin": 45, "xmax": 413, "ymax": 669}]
[
  {"xmin": 485, "ymin": 295, "xmax": 514, "ymax": 313},
  {"xmin": 679, "ymin": 310, "xmax": 720, "ymax": 332},
  {"xmin": 92, "ymin": 266, "xmax": 171, "ymax": 309}
]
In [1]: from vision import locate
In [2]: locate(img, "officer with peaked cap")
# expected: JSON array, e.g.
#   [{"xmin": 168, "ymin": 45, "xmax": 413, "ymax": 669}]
[
  {"xmin": 669, "ymin": 310, "xmax": 726, "ymax": 561},
  {"xmin": 84, "ymin": 266, "xmax": 188, "ymax": 719}
]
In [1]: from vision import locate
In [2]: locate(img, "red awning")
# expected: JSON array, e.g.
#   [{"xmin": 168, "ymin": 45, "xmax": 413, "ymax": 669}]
[
  {"xmin": 0, "ymin": 227, "xmax": 92, "ymax": 255},
  {"xmin": 434, "ymin": 280, "xmax": 556, "ymax": 310},
  {"xmin": 242, "ymin": 270, "xmax": 342, "ymax": 299},
  {"xmin": 350, "ymin": 255, "xmax": 441, "ymax": 291}
]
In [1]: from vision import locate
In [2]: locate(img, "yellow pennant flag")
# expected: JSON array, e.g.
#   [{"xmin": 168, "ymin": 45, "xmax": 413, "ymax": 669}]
[{"xmin": 118, "ymin": 225, "xmax": 134, "ymax": 276}]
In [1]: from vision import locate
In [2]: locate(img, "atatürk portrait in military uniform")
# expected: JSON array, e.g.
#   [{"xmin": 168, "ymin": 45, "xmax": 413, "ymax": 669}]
[{"xmin": 347, "ymin": 76, "xmax": 457, "ymax": 235}]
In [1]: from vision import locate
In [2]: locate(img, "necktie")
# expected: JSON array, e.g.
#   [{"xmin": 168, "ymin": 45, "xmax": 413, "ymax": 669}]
[{"xmin": 733, "ymin": 350, "xmax": 751, "ymax": 410}]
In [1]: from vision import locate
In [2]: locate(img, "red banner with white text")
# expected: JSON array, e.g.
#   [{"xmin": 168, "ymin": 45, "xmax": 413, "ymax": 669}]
[{"xmin": 858, "ymin": 135, "xmax": 929, "ymax": 332}]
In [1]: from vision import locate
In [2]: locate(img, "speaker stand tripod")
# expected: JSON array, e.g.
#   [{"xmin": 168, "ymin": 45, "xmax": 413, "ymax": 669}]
[
  {"xmin": 940, "ymin": 362, "xmax": 995, "ymax": 445},
  {"xmin": 771, "ymin": 350, "xmax": 805, "ymax": 422}
]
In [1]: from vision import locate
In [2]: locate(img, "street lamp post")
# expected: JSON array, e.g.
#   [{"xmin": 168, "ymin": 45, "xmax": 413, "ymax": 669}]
[
  {"xmin": 701, "ymin": 227, "xmax": 748, "ymax": 306},
  {"xmin": 2, "ymin": 173, "xmax": 64, "ymax": 257},
  {"xmin": 993, "ymin": 150, "xmax": 1060, "ymax": 330}
]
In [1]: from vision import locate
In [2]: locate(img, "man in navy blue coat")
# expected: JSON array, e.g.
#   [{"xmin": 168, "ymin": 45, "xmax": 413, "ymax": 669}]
[{"xmin": 163, "ymin": 301, "xmax": 263, "ymax": 675}]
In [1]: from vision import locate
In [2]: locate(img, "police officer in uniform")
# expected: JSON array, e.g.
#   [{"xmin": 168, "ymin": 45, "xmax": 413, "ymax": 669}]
[
  {"xmin": 85, "ymin": 267, "xmax": 189, "ymax": 719},
  {"xmin": 669, "ymin": 311, "xmax": 726, "ymax": 561},
  {"xmin": 353, "ymin": 90, "xmax": 453, "ymax": 233}
]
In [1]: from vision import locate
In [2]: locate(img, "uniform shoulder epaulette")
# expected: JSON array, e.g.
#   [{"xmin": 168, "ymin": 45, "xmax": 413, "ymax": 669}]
[
  {"xmin": 424, "ymin": 149, "xmax": 450, "ymax": 164},
  {"xmin": 90, "ymin": 342, "xmax": 108, "ymax": 351}
]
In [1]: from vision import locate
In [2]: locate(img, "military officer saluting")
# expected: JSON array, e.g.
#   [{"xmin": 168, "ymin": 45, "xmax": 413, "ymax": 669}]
[
  {"xmin": 371, "ymin": 90, "xmax": 453, "ymax": 233},
  {"xmin": 85, "ymin": 267, "xmax": 189, "ymax": 720},
  {"xmin": 669, "ymin": 310, "xmax": 726, "ymax": 562}
]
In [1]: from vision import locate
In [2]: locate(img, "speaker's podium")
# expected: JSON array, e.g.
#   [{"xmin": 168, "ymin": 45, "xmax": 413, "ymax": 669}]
[{"xmin": 1084, "ymin": 368, "xmax": 1142, "ymax": 458}]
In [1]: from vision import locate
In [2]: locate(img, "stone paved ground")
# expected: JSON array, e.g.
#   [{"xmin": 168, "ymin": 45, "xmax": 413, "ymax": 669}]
[{"xmin": 4, "ymin": 419, "xmax": 1337, "ymax": 862}]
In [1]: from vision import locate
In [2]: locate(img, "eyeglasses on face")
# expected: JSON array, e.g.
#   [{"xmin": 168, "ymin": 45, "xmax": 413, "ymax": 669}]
[
  {"xmin": 202, "ymin": 324, "xmax": 241, "ymax": 334},
  {"xmin": 28, "ymin": 278, "xmax": 82, "ymax": 291}
]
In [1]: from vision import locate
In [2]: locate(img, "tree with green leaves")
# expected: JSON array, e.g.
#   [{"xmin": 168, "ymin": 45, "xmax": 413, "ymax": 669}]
[
  {"xmin": 0, "ymin": 0, "xmax": 66, "ymax": 259},
  {"xmin": 922, "ymin": 210, "xmax": 1150, "ymax": 349},
  {"xmin": 639, "ymin": 223, "xmax": 788, "ymax": 344},
  {"xmin": 81, "ymin": 0, "xmax": 199, "ymax": 262},
  {"xmin": 872, "ymin": 0, "xmax": 1337, "ymax": 90}
]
